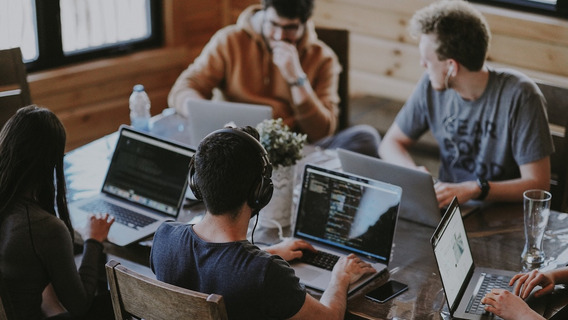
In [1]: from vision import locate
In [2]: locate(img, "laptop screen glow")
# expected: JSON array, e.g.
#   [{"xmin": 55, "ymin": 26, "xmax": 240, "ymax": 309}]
[
  {"xmin": 294, "ymin": 165, "xmax": 401, "ymax": 264},
  {"xmin": 102, "ymin": 129, "xmax": 194, "ymax": 217},
  {"xmin": 433, "ymin": 205, "xmax": 474, "ymax": 308}
]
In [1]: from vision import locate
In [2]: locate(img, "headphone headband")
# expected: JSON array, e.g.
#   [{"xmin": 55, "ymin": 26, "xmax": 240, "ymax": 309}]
[{"xmin": 188, "ymin": 127, "xmax": 274, "ymax": 213}]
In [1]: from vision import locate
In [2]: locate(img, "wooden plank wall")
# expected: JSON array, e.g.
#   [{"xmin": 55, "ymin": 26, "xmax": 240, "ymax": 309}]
[
  {"xmin": 26, "ymin": 0, "xmax": 568, "ymax": 150},
  {"xmin": 29, "ymin": 48, "xmax": 189, "ymax": 150}
]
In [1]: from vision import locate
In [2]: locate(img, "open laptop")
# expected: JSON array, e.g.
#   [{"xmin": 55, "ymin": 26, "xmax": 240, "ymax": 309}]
[
  {"xmin": 183, "ymin": 99, "xmax": 272, "ymax": 147},
  {"xmin": 337, "ymin": 149, "xmax": 481, "ymax": 227},
  {"xmin": 289, "ymin": 164, "xmax": 402, "ymax": 295},
  {"xmin": 69, "ymin": 126, "xmax": 195, "ymax": 246},
  {"xmin": 338, "ymin": 148, "xmax": 440, "ymax": 227},
  {"xmin": 431, "ymin": 197, "xmax": 518, "ymax": 319}
]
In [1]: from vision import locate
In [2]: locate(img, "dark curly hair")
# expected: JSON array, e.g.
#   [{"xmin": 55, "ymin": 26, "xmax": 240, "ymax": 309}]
[
  {"xmin": 262, "ymin": 0, "xmax": 314, "ymax": 23},
  {"xmin": 193, "ymin": 127, "xmax": 265, "ymax": 218}
]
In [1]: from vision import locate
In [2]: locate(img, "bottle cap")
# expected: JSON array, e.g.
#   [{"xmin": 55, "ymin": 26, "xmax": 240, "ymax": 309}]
[{"xmin": 133, "ymin": 84, "xmax": 145, "ymax": 92}]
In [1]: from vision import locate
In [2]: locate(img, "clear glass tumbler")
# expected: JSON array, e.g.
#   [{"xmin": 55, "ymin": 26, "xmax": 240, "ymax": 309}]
[{"xmin": 521, "ymin": 189, "xmax": 552, "ymax": 270}]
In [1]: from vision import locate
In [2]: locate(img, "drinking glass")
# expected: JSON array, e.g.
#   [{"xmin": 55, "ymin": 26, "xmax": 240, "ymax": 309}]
[{"xmin": 521, "ymin": 189, "xmax": 552, "ymax": 269}]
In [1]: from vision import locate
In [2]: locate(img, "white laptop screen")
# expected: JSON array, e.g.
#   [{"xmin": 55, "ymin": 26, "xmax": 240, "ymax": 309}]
[
  {"xmin": 294, "ymin": 165, "xmax": 402, "ymax": 264},
  {"xmin": 102, "ymin": 128, "xmax": 194, "ymax": 217},
  {"xmin": 432, "ymin": 203, "xmax": 474, "ymax": 309}
]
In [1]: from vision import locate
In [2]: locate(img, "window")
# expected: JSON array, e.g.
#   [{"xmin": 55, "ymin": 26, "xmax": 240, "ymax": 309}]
[
  {"xmin": 0, "ymin": 0, "xmax": 162, "ymax": 72},
  {"xmin": 470, "ymin": 0, "xmax": 568, "ymax": 18}
]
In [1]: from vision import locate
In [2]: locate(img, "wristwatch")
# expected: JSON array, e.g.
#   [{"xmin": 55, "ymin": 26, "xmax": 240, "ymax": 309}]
[
  {"xmin": 476, "ymin": 178, "xmax": 490, "ymax": 200},
  {"xmin": 288, "ymin": 73, "xmax": 308, "ymax": 87}
]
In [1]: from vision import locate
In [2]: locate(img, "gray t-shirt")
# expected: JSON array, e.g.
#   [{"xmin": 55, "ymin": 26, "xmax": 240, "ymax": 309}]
[{"xmin": 396, "ymin": 68, "xmax": 553, "ymax": 182}]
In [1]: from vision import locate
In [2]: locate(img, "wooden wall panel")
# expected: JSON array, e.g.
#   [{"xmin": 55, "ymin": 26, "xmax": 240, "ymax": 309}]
[
  {"xmin": 29, "ymin": 47, "xmax": 189, "ymax": 150},
  {"xmin": 350, "ymin": 34, "xmax": 422, "ymax": 83}
]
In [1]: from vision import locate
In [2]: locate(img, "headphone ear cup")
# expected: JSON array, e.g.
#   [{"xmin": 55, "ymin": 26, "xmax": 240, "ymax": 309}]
[
  {"xmin": 188, "ymin": 157, "xmax": 202, "ymax": 200},
  {"xmin": 248, "ymin": 177, "xmax": 273, "ymax": 210}
]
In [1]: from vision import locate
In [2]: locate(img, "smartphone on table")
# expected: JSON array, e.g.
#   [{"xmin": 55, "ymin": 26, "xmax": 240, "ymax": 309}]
[{"xmin": 365, "ymin": 280, "xmax": 408, "ymax": 303}]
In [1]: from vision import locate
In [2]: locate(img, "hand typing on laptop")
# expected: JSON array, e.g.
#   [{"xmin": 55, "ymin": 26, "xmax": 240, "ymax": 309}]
[
  {"xmin": 332, "ymin": 254, "xmax": 377, "ymax": 284},
  {"xmin": 481, "ymin": 268, "xmax": 568, "ymax": 319},
  {"xmin": 84, "ymin": 213, "xmax": 115, "ymax": 243},
  {"xmin": 265, "ymin": 238, "xmax": 316, "ymax": 262}
]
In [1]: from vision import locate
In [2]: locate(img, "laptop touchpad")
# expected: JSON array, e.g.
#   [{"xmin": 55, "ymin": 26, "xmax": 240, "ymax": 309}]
[{"xmin": 294, "ymin": 265, "xmax": 322, "ymax": 281}]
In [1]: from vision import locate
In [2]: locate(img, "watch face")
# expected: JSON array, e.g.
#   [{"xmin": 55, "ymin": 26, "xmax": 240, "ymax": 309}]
[
  {"xmin": 476, "ymin": 178, "xmax": 489, "ymax": 200},
  {"xmin": 290, "ymin": 74, "xmax": 307, "ymax": 87}
]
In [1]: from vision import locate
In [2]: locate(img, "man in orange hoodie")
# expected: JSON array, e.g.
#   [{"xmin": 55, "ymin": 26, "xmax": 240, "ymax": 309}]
[{"xmin": 168, "ymin": 0, "xmax": 380, "ymax": 157}]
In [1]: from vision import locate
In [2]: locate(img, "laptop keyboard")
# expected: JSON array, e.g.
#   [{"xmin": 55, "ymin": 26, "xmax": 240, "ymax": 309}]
[
  {"xmin": 80, "ymin": 200, "xmax": 157, "ymax": 229},
  {"xmin": 466, "ymin": 273, "xmax": 512, "ymax": 317},
  {"xmin": 300, "ymin": 250, "xmax": 340, "ymax": 271}
]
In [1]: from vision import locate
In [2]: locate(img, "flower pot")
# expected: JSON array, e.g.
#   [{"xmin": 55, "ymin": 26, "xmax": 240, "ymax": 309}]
[{"xmin": 259, "ymin": 165, "xmax": 295, "ymax": 228}]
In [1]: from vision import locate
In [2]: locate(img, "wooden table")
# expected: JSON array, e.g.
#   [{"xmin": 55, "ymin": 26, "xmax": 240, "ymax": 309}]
[
  {"xmin": 66, "ymin": 121, "xmax": 568, "ymax": 319},
  {"xmin": 345, "ymin": 203, "xmax": 568, "ymax": 320}
]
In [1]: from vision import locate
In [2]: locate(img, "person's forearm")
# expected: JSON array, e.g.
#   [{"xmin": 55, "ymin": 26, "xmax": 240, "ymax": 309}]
[
  {"xmin": 318, "ymin": 277, "xmax": 349, "ymax": 320},
  {"xmin": 291, "ymin": 85, "xmax": 337, "ymax": 142},
  {"xmin": 482, "ymin": 178, "xmax": 549, "ymax": 202},
  {"xmin": 550, "ymin": 267, "xmax": 568, "ymax": 284},
  {"xmin": 167, "ymin": 88, "xmax": 206, "ymax": 118}
]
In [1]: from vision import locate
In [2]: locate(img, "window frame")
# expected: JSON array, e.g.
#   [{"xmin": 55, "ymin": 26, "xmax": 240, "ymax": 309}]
[
  {"xmin": 26, "ymin": 0, "xmax": 163, "ymax": 72},
  {"xmin": 469, "ymin": 0, "xmax": 568, "ymax": 18}
]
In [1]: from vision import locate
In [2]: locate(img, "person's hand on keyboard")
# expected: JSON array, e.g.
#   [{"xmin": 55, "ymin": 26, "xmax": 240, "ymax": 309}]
[
  {"xmin": 331, "ymin": 254, "xmax": 376, "ymax": 286},
  {"xmin": 86, "ymin": 212, "xmax": 115, "ymax": 243},
  {"xmin": 265, "ymin": 238, "xmax": 316, "ymax": 262},
  {"xmin": 481, "ymin": 289, "xmax": 544, "ymax": 320},
  {"xmin": 510, "ymin": 269, "xmax": 555, "ymax": 299}
]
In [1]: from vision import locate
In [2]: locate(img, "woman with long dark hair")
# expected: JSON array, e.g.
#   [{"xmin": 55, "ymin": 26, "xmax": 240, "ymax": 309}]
[{"xmin": 0, "ymin": 105, "xmax": 114, "ymax": 319}]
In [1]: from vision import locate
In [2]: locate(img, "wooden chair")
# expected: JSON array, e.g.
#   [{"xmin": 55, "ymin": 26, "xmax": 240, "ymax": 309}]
[
  {"xmin": 316, "ymin": 27, "xmax": 350, "ymax": 132},
  {"xmin": 537, "ymin": 81, "xmax": 568, "ymax": 212},
  {"xmin": 0, "ymin": 47, "xmax": 32, "ymax": 129},
  {"xmin": 105, "ymin": 260, "xmax": 228, "ymax": 320}
]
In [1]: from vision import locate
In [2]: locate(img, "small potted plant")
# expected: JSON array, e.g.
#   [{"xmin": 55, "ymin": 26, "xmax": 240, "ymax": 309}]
[
  {"xmin": 256, "ymin": 118, "xmax": 307, "ymax": 228},
  {"xmin": 256, "ymin": 118, "xmax": 307, "ymax": 168}
]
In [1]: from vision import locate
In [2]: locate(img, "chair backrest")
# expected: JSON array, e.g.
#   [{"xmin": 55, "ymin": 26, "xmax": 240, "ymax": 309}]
[
  {"xmin": 316, "ymin": 27, "xmax": 349, "ymax": 132},
  {"xmin": 537, "ymin": 81, "xmax": 568, "ymax": 212},
  {"xmin": 105, "ymin": 260, "xmax": 228, "ymax": 320},
  {"xmin": 0, "ymin": 47, "xmax": 32, "ymax": 129}
]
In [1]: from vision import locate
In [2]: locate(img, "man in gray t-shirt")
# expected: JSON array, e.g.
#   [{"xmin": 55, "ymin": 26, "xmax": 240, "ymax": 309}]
[{"xmin": 379, "ymin": 1, "xmax": 553, "ymax": 208}]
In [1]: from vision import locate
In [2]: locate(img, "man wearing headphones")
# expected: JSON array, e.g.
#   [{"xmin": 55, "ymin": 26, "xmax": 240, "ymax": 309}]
[
  {"xmin": 378, "ymin": 0, "xmax": 553, "ymax": 208},
  {"xmin": 150, "ymin": 126, "xmax": 375, "ymax": 320}
]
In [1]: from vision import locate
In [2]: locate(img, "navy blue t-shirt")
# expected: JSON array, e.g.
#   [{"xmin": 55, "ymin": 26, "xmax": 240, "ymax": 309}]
[{"xmin": 150, "ymin": 222, "xmax": 306, "ymax": 320}]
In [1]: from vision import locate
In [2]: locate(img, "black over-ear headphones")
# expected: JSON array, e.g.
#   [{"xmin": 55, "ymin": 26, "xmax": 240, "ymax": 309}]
[{"xmin": 188, "ymin": 128, "xmax": 274, "ymax": 211}]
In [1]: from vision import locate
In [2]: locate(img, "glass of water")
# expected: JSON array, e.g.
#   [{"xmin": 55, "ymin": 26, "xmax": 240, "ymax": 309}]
[{"xmin": 521, "ymin": 189, "xmax": 552, "ymax": 270}]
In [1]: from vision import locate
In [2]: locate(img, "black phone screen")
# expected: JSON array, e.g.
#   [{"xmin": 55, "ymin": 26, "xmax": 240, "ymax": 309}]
[{"xmin": 365, "ymin": 280, "xmax": 408, "ymax": 303}]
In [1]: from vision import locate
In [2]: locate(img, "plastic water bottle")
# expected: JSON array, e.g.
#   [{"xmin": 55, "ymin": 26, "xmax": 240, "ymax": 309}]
[{"xmin": 129, "ymin": 84, "xmax": 151, "ymax": 131}]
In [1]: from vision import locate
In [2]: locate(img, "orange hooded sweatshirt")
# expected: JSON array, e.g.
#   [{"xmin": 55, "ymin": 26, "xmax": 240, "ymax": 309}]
[{"xmin": 168, "ymin": 5, "xmax": 341, "ymax": 142}]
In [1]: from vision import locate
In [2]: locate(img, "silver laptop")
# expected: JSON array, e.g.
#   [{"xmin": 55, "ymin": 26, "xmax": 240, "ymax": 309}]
[
  {"xmin": 290, "ymin": 164, "xmax": 402, "ymax": 295},
  {"xmin": 431, "ymin": 198, "xmax": 517, "ymax": 319},
  {"xmin": 338, "ymin": 148, "xmax": 441, "ymax": 227},
  {"xmin": 337, "ymin": 148, "xmax": 481, "ymax": 227},
  {"xmin": 69, "ymin": 126, "xmax": 195, "ymax": 246},
  {"xmin": 183, "ymin": 99, "xmax": 272, "ymax": 147}
]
